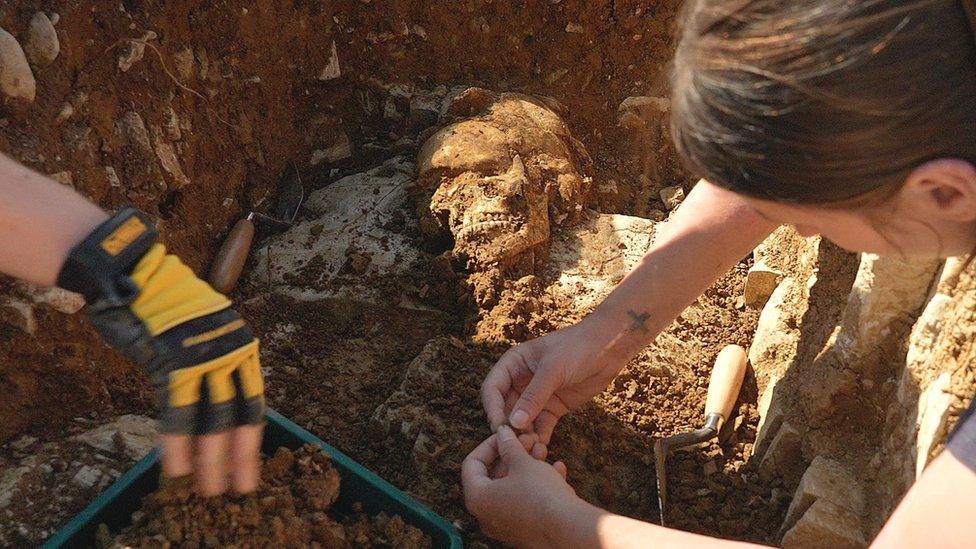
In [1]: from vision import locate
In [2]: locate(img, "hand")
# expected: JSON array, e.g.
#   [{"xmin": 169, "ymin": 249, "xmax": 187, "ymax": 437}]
[
  {"xmin": 58, "ymin": 208, "xmax": 265, "ymax": 496},
  {"xmin": 462, "ymin": 425, "xmax": 578, "ymax": 547},
  {"xmin": 481, "ymin": 318, "xmax": 625, "ymax": 444}
]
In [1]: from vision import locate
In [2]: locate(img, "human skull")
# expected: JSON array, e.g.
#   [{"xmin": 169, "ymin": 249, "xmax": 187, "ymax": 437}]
[{"xmin": 415, "ymin": 89, "xmax": 589, "ymax": 266}]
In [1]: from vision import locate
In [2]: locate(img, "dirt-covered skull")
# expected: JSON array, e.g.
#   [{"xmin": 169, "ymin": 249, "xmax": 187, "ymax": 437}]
[{"xmin": 415, "ymin": 89, "xmax": 589, "ymax": 266}]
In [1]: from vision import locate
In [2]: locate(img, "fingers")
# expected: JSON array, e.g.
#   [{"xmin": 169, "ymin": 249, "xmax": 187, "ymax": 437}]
[
  {"xmin": 160, "ymin": 434, "xmax": 194, "ymax": 478},
  {"xmin": 496, "ymin": 425, "xmax": 532, "ymax": 466},
  {"xmin": 195, "ymin": 431, "xmax": 232, "ymax": 496},
  {"xmin": 229, "ymin": 424, "xmax": 263, "ymax": 493},
  {"xmin": 534, "ymin": 410, "xmax": 560, "ymax": 446},
  {"xmin": 509, "ymin": 367, "xmax": 561, "ymax": 431},
  {"xmin": 462, "ymin": 434, "xmax": 500, "ymax": 497},
  {"xmin": 481, "ymin": 350, "xmax": 522, "ymax": 432},
  {"xmin": 553, "ymin": 461, "xmax": 568, "ymax": 480}
]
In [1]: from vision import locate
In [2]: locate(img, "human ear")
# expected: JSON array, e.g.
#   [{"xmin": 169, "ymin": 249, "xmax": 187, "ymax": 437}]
[{"xmin": 901, "ymin": 159, "xmax": 976, "ymax": 222}]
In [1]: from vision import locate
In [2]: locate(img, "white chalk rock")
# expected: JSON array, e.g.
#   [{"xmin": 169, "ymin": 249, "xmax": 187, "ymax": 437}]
[
  {"xmin": 74, "ymin": 415, "xmax": 157, "ymax": 460},
  {"xmin": 0, "ymin": 28, "xmax": 36, "ymax": 103},
  {"xmin": 318, "ymin": 40, "xmax": 340, "ymax": 80},
  {"xmin": 18, "ymin": 282, "xmax": 85, "ymax": 314},
  {"xmin": 0, "ymin": 296, "xmax": 36, "ymax": 334},
  {"xmin": 26, "ymin": 13, "xmax": 59, "ymax": 66}
]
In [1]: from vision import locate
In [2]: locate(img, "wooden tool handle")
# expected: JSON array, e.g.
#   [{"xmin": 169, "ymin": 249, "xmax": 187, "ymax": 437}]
[
  {"xmin": 208, "ymin": 216, "xmax": 255, "ymax": 295},
  {"xmin": 704, "ymin": 345, "xmax": 748, "ymax": 421}
]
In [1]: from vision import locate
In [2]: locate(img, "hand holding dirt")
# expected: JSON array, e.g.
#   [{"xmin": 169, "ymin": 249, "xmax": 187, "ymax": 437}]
[{"xmin": 481, "ymin": 319, "xmax": 626, "ymax": 444}]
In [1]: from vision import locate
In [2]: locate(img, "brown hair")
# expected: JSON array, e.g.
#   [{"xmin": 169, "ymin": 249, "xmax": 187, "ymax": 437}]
[{"xmin": 671, "ymin": 0, "xmax": 976, "ymax": 205}]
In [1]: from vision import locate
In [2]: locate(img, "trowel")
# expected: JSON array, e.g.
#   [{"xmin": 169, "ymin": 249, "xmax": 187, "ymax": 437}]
[
  {"xmin": 208, "ymin": 163, "xmax": 305, "ymax": 294},
  {"xmin": 653, "ymin": 344, "xmax": 748, "ymax": 524}
]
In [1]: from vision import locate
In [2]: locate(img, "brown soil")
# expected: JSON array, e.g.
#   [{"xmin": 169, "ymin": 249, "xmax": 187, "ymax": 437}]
[
  {"xmin": 106, "ymin": 445, "xmax": 430, "ymax": 548},
  {"xmin": 0, "ymin": 0, "xmax": 796, "ymax": 547}
]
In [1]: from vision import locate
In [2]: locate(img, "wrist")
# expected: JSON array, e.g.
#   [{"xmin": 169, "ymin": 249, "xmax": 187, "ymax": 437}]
[
  {"xmin": 576, "ymin": 310, "xmax": 638, "ymax": 374},
  {"xmin": 541, "ymin": 495, "xmax": 604, "ymax": 548}
]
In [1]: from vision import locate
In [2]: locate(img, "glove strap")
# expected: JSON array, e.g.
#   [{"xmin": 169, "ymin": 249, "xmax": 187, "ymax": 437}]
[{"xmin": 57, "ymin": 207, "xmax": 159, "ymax": 304}]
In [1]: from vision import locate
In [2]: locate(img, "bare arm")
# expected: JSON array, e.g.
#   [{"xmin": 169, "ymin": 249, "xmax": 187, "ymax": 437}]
[
  {"xmin": 0, "ymin": 153, "xmax": 107, "ymax": 286},
  {"xmin": 546, "ymin": 497, "xmax": 761, "ymax": 549},
  {"xmin": 581, "ymin": 178, "xmax": 776, "ymax": 365},
  {"xmin": 872, "ymin": 452, "xmax": 976, "ymax": 547}
]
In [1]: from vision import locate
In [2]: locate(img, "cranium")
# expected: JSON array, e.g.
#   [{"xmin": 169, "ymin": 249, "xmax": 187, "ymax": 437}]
[{"xmin": 415, "ymin": 89, "xmax": 589, "ymax": 267}]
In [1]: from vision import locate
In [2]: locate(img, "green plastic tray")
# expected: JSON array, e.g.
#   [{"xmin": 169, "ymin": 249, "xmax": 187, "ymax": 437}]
[{"xmin": 44, "ymin": 409, "xmax": 463, "ymax": 548}]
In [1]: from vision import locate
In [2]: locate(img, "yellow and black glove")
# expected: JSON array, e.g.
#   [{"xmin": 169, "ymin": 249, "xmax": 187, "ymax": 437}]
[{"xmin": 57, "ymin": 208, "xmax": 265, "ymax": 434}]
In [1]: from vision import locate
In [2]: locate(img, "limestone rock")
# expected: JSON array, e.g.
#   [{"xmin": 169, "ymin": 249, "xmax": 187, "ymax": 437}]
[
  {"xmin": 782, "ymin": 456, "xmax": 865, "ymax": 534},
  {"xmin": 782, "ymin": 498, "xmax": 866, "ymax": 549},
  {"xmin": 71, "ymin": 465, "xmax": 104, "ymax": 490},
  {"xmin": 758, "ymin": 421, "xmax": 804, "ymax": 484},
  {"xmin": 915, "ymin": 372, "xmax": 953, "ymax": 476},
  {"xmin": 25, "ymin": 13, "xmax": 59, "ymax": 66},
  {"xmin": 117, "ymin": 31, "xmax": 156, "ymax": 72},
  {"xmin": 74, "ymin": 415, "xmax": 157, "ymax": 460},
  {"xmin": 744, "ymin": 260, "xmax": 783, "ymax": 308},
  {"xmin": 0, "ymin": 28, "xmax": 36, "ymax": 104}
]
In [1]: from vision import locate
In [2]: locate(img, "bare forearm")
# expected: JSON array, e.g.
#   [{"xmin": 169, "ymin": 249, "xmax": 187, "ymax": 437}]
[
  {"xmin": 0, "ymin": 154, "xmax": 107, "ymax": 286},
  {"xmin": 544, "ymin": 497, "xmax": 760, "ymax": 549},
  {"xmin": 582, "ymin": 180, "xmax": 776, "ymax": 365}
]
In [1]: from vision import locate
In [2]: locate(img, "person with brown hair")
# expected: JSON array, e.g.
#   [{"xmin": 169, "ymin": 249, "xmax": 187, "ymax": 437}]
[{"xmin": 463, "ymin": 0, "xmax": 976, "ymax": 546}]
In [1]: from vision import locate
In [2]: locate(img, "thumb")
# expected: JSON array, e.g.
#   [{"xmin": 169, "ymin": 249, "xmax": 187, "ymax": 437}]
[
  {"xmin": 509, "ymin": 367, "xmax": 560, "ymax": 430},
  {"xmin": 497, "ymin": 425, "xmax": 531, "ymax": 465}
]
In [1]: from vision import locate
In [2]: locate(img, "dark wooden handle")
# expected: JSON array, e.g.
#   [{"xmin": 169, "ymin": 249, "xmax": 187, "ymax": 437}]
[{"xmin": 208, "ymin": 217, "xmax": 255, "ymax": 295}]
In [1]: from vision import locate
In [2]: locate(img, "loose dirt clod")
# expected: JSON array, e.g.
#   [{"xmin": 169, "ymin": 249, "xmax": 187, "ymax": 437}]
[{"xmin": 107, "ymin": 445, "xmax": 431, "ymax": 548}]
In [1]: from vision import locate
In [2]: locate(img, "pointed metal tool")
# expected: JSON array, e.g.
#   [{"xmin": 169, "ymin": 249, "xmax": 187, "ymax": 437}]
[{"xmin": 653, "ymin": 345, "xmax": 748, "ymax": 524}]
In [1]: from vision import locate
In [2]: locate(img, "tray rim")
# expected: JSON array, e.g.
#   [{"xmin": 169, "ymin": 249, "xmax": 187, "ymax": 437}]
[{"xmin": 43, "ymin": 409, "xmax": 463, "ymax": 549}]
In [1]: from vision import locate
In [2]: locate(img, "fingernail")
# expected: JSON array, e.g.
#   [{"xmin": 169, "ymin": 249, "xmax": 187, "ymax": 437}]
[
  {"xmin": 510, "ymin": 410, "xmax": 529, "ymax": 428},
  {"xmin": 498, "ymin": 425, "xmax": 516, "ymax": 442}
]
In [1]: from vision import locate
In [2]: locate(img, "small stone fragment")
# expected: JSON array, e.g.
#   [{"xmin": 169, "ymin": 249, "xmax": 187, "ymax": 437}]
[
  {"xmin": 105, "ymin": 166, "xmax": 122, "ymax": 187},
  {"xmin": 318, "ymin": 41, "xmax": 341, "ymax": 80},
  {"xmin": 0, "ymin": 28, "xmax": 36, "ymax": 104},
  {"xmin": 565, "ymin": 22, "xmax": 584, "ymax": 33},
  {"xmin": 744, "ymin": 260, "xmax": 783, "ymax": 308},
  {"xmin": 19, "ymin": 282, "xmax": 85, "ymax": 314},
  {"xmin": 117, "ymin": 31, "xmax": 156, "ymax": 72},
  {"xmin": 703, "ymin": 460, "xmax": 719, "ymax": 476},
  {"xmin": 0, "ymin": 296, "xmax": 36, "ymax": 334},
  {"xmin": 25, "ymin": 12, "xmax": 59, "ymax": 66},
  {"xmin": 120, "ymin": 111, "xmax": 153, "ymax": 155},
  {"xmin": 660, "ymin": 185, "xmax": 685, "ymax": 210},
  {"xmin": 71, "ymin": 465, "xmax": 103, "ymax": 489},
  {"xmin": 173, "ymin": 47, "xmax": 195, "ymax": 81},
  {"xmin": 49, "ymin": 170, "xmax": 73, "ymax": 187},
  {"xmin": 152, "ymin": 131, "xmax": 190, "ymax": 188},
  {"xmin": 54, "ymin": 102, "xmax": 74, "ymax": 124},
  {"xmin": 161, "ymin": 106, "xmax": 181, "ymax": 140}
]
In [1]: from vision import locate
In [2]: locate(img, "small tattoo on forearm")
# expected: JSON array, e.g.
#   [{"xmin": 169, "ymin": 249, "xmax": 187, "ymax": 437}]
[{"xmin": 627, "ymin": 309, "xmax": 651, "ymax": 334}]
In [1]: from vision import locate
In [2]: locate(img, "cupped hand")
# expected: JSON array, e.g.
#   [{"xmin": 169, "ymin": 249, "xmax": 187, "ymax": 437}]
[
  {"xmin": 462, "ymin": 426, "xmax": 578, "ymax": 546},
  {"xmin": 481, "ymin": 320, "xmax": 624, "ymax": 444}
]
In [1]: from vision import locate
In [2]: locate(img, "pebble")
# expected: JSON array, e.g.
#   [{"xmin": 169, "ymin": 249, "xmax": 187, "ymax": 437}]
[
  {"xmin": 120, "ymin": 111, "xmax": 153, "ymax": 155},
  {"xmin": 54, "ymin": 102, "xmax": 74, "ymax": 124},
  {"xmin": 26, "ymin": 12, "xmax": 59, "ymax": 66},
  {"xmin": 117, "ymin": 30, "xmax": 156, "ymax": 72},
  {"xmin": 565, "ymin": 22, "xmax": 584, "ymax": 33},
  {"xmin": 0, "ymin": 296, "xmax": 36, "ymax": 334},
  {"xmin": 660, "ymin": 185, "xmax": 685, "ymax": 210},
  {"xmin": 0, "ymin": 28, "xmax": 36, "ymax": 104},
  {"xmin": 104, "ymin": 166, "xmax": 122, "ymax": 187},
  {"xmin": 71, "ymin": 465, "xmax": 105, "ymax": 490},
  {"xmin": 318, "ymin": 40, "xmax": 340, "ymax": 80},
  {"xmin": 19, "ymin": 283, "xmax": 85, "ymax": 314}
]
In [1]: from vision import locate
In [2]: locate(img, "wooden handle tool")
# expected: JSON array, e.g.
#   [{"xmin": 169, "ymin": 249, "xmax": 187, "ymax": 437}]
[
  {"xmin": 208, "ymin": 214, "xmax": 255, "ymax": 295},
  {"xmin": 703, "ymin": 344, "xmax": 748, "ymax": 430}
]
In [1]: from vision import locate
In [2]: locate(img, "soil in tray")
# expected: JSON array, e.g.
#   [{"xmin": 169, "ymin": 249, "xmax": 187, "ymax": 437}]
[{"xmin": 100, "ymin": 444, "xmax": 431, "ymax": 549}]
